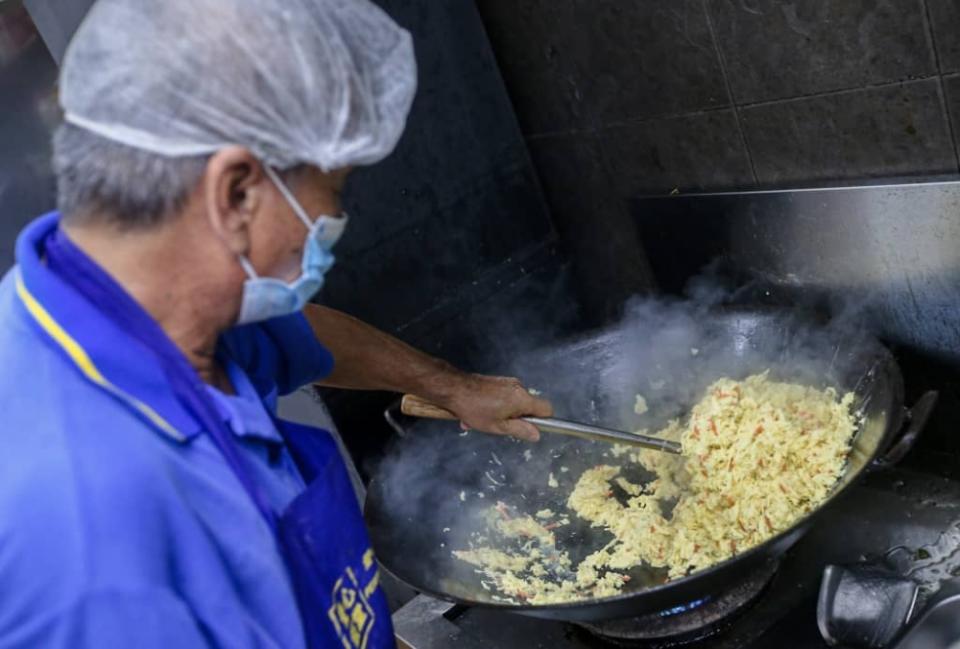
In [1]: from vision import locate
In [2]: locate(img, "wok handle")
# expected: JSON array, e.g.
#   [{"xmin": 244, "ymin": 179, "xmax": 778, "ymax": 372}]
[
  {"xmin": 384, "ymin": 398, "xmax": 417, "ymax": 437},
  {"xmin": 401, "ymin": 394, "xmax": 459, "ymax": 420},
  {"xmin": 873, "ymin": 390, "xmax": 938, "ymax": 469}
]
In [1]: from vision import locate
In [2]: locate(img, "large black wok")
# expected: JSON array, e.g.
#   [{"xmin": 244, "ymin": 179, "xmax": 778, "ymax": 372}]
[{"xmin": 365, "ymin": 309, "xmax": 933, "ymax": 622}]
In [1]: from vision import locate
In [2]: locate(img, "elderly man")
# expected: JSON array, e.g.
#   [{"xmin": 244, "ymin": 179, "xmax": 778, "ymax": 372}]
[{"xmin": 0, "ymin": 0, "xmax": 551, "ymax": 647}]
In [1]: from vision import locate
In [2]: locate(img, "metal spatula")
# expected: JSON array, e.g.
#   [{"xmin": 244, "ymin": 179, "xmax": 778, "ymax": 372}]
[{"xmin": 400, "ymin": 394, "xmax": 682, "ymax": 454}]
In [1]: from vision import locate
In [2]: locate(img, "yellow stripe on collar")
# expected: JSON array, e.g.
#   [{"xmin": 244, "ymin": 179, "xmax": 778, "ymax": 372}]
[{"xmin": 15, "ymin": 271, "xmax": 186, "ymax": 442}]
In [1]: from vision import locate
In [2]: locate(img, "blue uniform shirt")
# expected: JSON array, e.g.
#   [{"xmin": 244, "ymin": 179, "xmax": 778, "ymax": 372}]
[{"xmin": 0, "ymin": 214, "xmax": 335, "ymax": 648}]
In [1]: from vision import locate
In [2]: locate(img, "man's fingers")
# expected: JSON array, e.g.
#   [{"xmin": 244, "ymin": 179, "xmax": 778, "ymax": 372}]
[
  {"xmin": 445, "ymin": 374, "xmax": 551, "ymax": 441},
  {"xmin": 498, "ymin": 419, "xmax": 540, "ymax": 442},
  {"xmin": 527, "ymin": 396, "xmax": 554, "ymax": 418}
]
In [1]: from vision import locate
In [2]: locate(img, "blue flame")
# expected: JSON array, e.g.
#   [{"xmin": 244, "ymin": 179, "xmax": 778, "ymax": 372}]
[{"xmin": 658, "ymin": 597, "xmax": 712, "ymax": 617}]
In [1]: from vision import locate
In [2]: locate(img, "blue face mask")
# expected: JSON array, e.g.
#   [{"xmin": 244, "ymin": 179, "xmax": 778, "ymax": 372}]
[{"xmin": 236, "ymin": 166, "xmax": 348, "ymax": 325}]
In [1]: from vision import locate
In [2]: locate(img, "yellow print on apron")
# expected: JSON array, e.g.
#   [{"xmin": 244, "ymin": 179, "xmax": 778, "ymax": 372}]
[{"xmin": 328, "ymin": 552, "xmax": 381, "ymax": 649}]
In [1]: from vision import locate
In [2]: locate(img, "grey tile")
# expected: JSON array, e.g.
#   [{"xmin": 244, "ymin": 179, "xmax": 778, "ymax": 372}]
[
  {"xmin": 340, "ymin": 0, "xmax": 538, "ymax": 257},
  {"xmin": 339, "ymin": 147, "xmax": 546, "ymax": 260},
  {"xmin": 477, "ymin": 0, "xmax": 729, "ymax": 134},
  {"xmin": 325, "ymin": 162, "xmax": 554, "ymax": 332},
  {"xmin": 475, "ymin": 0, "xmax": 588, "ymax": 134},
  {"xmin": 527, "ymin": 134, "xmax": 656, "ymax": 324},
  {"xmin": 571, "ymin": 0, "xmax": 729, "ymax": 124},
  {"xmin": 598, "ymin": 110, "xmax": 756, "ymax": 196},
  {"xmin": 321, "ymin": 0, "xmax": 557, "ymax": 334},
  {"xmin": 741, "ymin": 80, "xmax": 957, "ymax": 185},
  {"xmin": 709, "ymin": 0, "xmax": 936, "ymax": 103},
  {"xmin": 404, "ymin": 251, "xmax": 579, "ymax": 371},
  {"xmin": 927, "ymin": 0, "xmax": 960, "ymax": 73}
]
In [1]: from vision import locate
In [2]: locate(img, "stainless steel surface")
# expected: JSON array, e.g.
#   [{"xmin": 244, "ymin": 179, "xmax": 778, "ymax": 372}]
[
  {"xmin": 393, "ymin": 597, "xmax": 487, "ymax": 649},
  {"xmin": 635, "ymin": 180, "xmax": 960, "ymax": 366},
  {"xmin": 893, "ymin": 579, "xmax": 960, "ymax": 649},
  {"xmin": 723, "ymin": 181, "xmax": 960, "ymax": 289},
  {"xmin": 734, "ymin": 181, "xmax": 960, "ymax": 366},
  {"xmin": 392, "ymin": 594, "xmax": 572, "ymax": 649},
  {"xmin": 525, "ymin": 416, "xmax": 682, "ymax": 453}
]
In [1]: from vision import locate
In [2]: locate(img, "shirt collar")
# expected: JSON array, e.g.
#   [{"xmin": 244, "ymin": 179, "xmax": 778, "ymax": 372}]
[
  {"xmin": 206, "ymin": 358, "xmax": 284, "ymax": 444},
  {"xmin": 15, "ymin": 212, "xmax": 204, "ymax": 442}
]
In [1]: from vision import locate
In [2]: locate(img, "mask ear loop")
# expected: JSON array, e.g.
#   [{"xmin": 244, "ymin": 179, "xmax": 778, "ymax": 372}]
[
  {"xmin": 237, "ymin": 165, "xmax": 310, "ymax": 280},
  {"xmin": 237, "ymin": 254, "xmax": 259, "ymax": 279},
  {"xmin": 263, "ymin": 165, "xmax": 314, "ymax": 230}
]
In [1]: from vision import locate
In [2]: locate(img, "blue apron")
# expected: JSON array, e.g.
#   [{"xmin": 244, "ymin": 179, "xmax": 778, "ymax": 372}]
[{"xmin": 45, "ymin": 229, "xmax": 393, "ymax": 649}]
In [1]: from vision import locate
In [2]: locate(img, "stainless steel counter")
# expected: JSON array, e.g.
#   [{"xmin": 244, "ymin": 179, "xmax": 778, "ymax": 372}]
[{"xmin": 633, "ymin": 180, "xmax": 960, "ymax": 366}]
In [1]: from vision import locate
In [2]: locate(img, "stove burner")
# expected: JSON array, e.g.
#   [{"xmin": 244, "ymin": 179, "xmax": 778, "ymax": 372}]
[
  {"xmin": 657, "ymin": 597, "xmax": 712, "ymax": 617},
  {"xmin": 577, "ymin": 561, "xmax": 780, "ymax": 647}
]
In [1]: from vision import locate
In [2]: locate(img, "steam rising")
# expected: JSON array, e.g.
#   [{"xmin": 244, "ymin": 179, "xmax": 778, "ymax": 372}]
[{"xmin": 367, "ymin": 272, "xmax": 885, "ymax": 604}]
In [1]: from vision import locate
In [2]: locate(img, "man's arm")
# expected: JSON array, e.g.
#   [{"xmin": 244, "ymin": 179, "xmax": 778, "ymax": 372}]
[{"xmin": 303, "ymin": 304, "xmax": 552, "ymax": 440}]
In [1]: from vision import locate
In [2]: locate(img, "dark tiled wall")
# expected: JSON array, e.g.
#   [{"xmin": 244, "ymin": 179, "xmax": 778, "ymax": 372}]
[
  {"xmin": 323, "ymin": 0, "xmax": 566, "ymax": 350},
  {"xmin": 476, "ymin": 0, "xmax": 960, "ymax": 310},
  {"xmin": 317, "ymin": 1, "xmax": 582, "ymax": 467},
  {"xmin": 478, "ymin": 0, "xmax": 960, "ymax": 188}
]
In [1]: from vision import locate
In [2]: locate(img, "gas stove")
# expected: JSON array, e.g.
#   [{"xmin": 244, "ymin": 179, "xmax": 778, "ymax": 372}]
[
  {"xmin": 578, "ymin": 560, "xmax": 779, "ymax": 646},
  {"xmin": 393, "ymin": 467, "xmax": 960, "ymax": 649}
]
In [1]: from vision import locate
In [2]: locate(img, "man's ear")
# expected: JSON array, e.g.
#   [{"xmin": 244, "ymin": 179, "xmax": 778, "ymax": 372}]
[{"xmin": 203, "ymin": 146, "xmax": 266, "ymax": 256}]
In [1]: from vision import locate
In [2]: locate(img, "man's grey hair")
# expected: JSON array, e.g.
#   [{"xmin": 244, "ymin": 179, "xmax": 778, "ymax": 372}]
[
  {"xmin": 53, "ymin": 123, "xmax": 307, "ymax": 228},
  {"xmin": 53, "ymin": 123, "xmax": 210, "ymax": 228}
]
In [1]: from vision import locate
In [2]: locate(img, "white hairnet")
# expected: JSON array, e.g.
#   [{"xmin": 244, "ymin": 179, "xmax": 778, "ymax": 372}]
[{"xmin": 59, "ymin": 0, "xmax": 417, "ymax": 171}]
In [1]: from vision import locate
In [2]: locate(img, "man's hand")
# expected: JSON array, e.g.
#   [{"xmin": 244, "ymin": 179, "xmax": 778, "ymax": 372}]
[
  {"xmin": 433, "ymin": 373, "xmax": 553, "ymax": 442},
  {"xmin": 303, "ymin": 306, "xmax": 553, "ymax": 440}
]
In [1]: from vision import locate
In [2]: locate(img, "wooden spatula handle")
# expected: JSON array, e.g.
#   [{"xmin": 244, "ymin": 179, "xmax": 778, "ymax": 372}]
[{"xmin": 401, "ymin": 394, "xmax": 459, "ymax": 420}]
